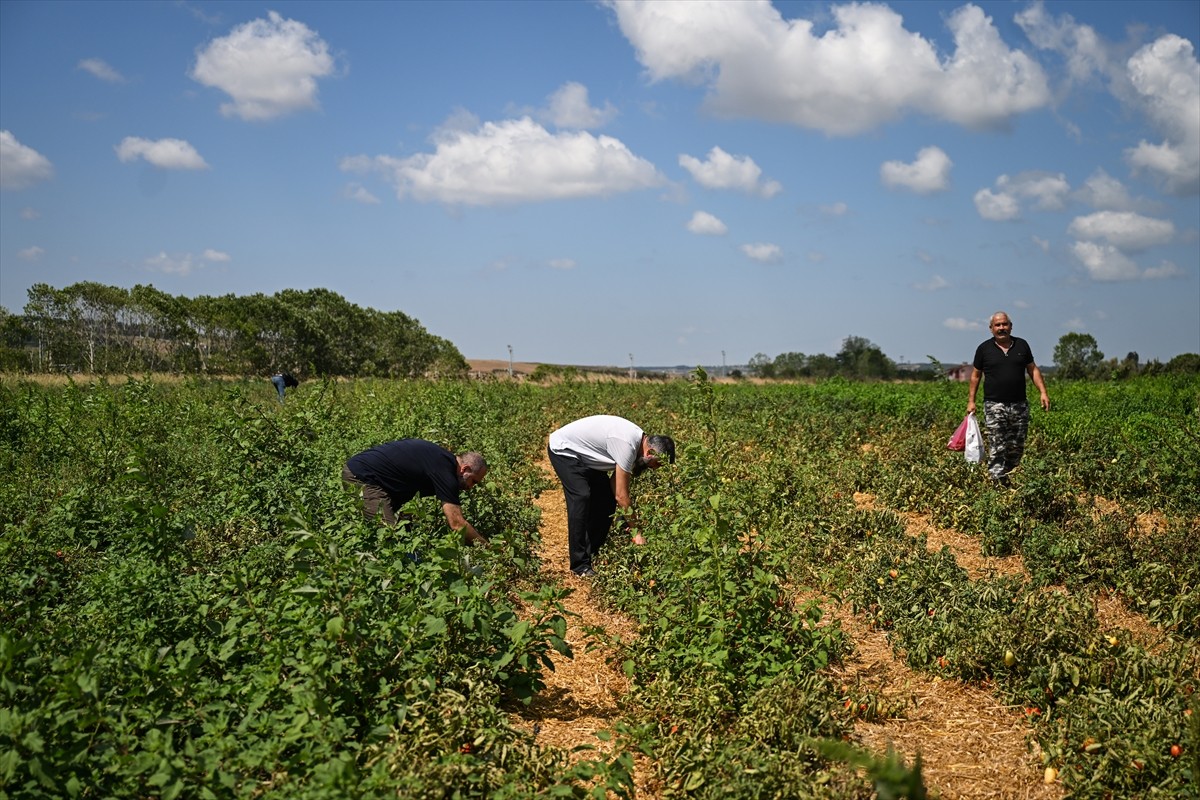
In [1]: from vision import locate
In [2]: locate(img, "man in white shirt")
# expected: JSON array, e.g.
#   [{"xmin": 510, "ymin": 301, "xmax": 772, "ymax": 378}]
[{"xmin": 547, "ymin": 415, "xmax": 676, "ymax": 577}]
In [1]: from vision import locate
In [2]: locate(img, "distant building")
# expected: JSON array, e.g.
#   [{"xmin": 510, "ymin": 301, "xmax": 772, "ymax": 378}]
[{"xmin": 946, "ymin": 363, "xmax": 973, "ymax": 382}]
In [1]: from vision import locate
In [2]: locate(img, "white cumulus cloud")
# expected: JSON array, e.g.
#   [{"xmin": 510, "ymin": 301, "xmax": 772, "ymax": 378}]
[
  {"xmin": 880, "ymin": 146, "xmax": 951, "ymax": 194},
  {"xmin": 686, "ymin": 210, "xmax": 728, "ymax": 235},
  {"xmin": 115, "ymin": 137, "xmax": 209, "ymax": 170},
  {"xmin": 740, "ymin": 242, "xmax": 782, "ymax": 263},
  {"xmin": 679, "ymin": 146, "xmax": 782, "ymax": 197},
  {"xmin": 190, "ymin": 11, "xmax": 336, "ymax": 121},
  {"xmin": 974, "ymin": 170, "xmax": 1071, "ymax": 219},
  {"xmin": 1074, "ymin": 169, "xmax": 1135, "ymax": 210},
  {"xmin": 1071, "ymin": 241, "xmax": 1141, "ymax": 281},
  {"xmin": 1124, "ymin": 35, "xmax": 1200, "ymax": 195},
  {"xmin": 78, "ymin": 58, "xmax": 125, "ymax": 83},
  {"xmin": 820, "ymin": 201, "xmax": 848, "ymax": 216},
  {"xmin": 340, "ymin": 116, "xmax": 663, "ymax": 206},
  {"xmin": 997, "ymin": 171, "xmax": 1070, "ymax": 211},
  {"xmin": 973, "ymin": 188, "xmax": 1020, "ymax": 221},
  {"xmin": 1, "ymin": 130, "xmax": 54, "ymax": 190},
  {"xmin": 18, "ymin": 246, "xmax": 44, "ymax": 261},
  {"xmin": 1067, "ymin": 211, "xmax": 1174, "ymax": 252},
  {"xmin": 1015, "ymin": 8, "xmax": 1198, "ymax": 195},
  {"xmin": 608, "ymin": 0, "xmax": 1050, "ymax": 135},
  {"xmin": 537, "ymin": 82, "xmax": 617, "ymax": 129},
  {"xmin": 203, "ymin": 249, "xmax": 231, "ymax": 262}
]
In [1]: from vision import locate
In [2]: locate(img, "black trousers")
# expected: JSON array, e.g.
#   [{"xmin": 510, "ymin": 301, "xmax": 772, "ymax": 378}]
[{"xmin": 548, "ymin": 447, "xmax": 616, "ymax": 574}]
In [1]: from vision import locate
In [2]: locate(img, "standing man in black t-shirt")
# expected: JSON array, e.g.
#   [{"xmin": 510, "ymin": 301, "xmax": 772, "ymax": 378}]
[
  {"xmin": 342, "ymin": 439, "xmax": 489, "ymax": 545},
  {"xmin": 967, "ymin": 311, "xmax": 1050, "ymax": 483}
]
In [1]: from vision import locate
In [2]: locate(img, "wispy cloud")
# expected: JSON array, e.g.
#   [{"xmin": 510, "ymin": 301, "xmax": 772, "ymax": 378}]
[
  {"xmin": 343, "ymin": 183, "xmax": 380, "ymax": 204},
  {"xmin": 914, "ymin": 274, "xmax": 949, "ymax": 291},
  {"xmin": 116, "ymin": 137, "xmax": 209, "ymax": 170},
  {"xmin": 740, "ymin": 243, "xmax": 782, "ymax": 263},
  {"xmin": 944, "ymin": 317, "xmax": 984, "ymax": 331},
  {"xmin": 144, "ymin": 248, "xmax": 230, "ymax": 276},
  {"xmin": 78, "ymin": 58, "xmax": 125, "ymax": 83}
]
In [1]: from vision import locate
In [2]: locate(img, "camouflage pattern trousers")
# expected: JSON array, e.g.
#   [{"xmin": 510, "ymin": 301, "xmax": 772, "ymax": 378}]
[{"xmin": 983, "ymin": 401, "xmax": 1030, "ymax": 481}]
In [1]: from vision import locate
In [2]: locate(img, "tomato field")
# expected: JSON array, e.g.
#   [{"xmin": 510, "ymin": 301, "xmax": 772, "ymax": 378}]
[{"xmin": 2, "ymin": 373, "xmax": 1197, "ymax": 798}]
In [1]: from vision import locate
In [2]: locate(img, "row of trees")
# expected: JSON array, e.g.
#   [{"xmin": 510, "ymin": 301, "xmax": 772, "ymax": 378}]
[
  {"xmin": 1052, "ymin": 332, "xmax": 1200, "ymax": 379},
  {"xmin": 744, "ymin": 332, "xmax": 1198, "ymax": 382},
  {"xmin": 747, "ymin": 335, "xmax": 901, "ymax": 380},
  {"xmin": 0, "ymin": 282, "xmax": 468, "ymax": 378}
]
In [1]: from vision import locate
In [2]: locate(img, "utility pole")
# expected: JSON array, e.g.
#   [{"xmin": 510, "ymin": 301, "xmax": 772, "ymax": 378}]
[
  {"xmin": 722, "ymin": 350, "xmax": 726, "ymax": 378},
  {"xmin": 507, "ymin": 344, "xmax": 513, "ymax": 379},
  {"xmin": 629, "ymin": 353, "xmax": 635, "ymax": 380}
]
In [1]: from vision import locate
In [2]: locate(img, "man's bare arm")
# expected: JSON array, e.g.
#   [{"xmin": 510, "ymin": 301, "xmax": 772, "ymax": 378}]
[{"xmin": 442, "ymin": 502, "xmax": 488, "ymax": 546}]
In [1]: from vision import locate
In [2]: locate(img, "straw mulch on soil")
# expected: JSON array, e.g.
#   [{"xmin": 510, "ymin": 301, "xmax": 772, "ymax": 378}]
[
  {"xmin": 853, "ymin": 492, "xmax": 1027, "ymax": 581},
  {"xmin": 508, "ymin": 460, "xmax": 657, "ymax": 795},
  {"xmin": 830, "ymin": 607, "xmax": 1062, "ymax": 799},
  {"xmin": 506, "ymin": 479, "xmax": 1095, "ymax": 797}
]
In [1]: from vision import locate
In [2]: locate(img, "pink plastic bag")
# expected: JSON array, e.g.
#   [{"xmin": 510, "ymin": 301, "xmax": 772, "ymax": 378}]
[{"xmin": 947, "ymin": 415, "xmax": 970, "ymax": 451}]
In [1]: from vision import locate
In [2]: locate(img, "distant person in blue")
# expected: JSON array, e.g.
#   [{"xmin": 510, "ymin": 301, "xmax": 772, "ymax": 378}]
[
  {"xmin": 270, "ymin": 372, "xmax": 299, "ymax": 403},
  {"xmin": 342, "ymin": 439, "xmax": 490, "ymax": 546},
  {"xmin": 967, "ymin": 311, "xmax": 1050, "ymax": 483}
]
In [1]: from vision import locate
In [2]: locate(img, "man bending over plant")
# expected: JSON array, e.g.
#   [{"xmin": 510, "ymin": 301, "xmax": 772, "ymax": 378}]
[
  {"xmin": 547, "ymin": 415, "xmax": 675, "ymax": 578},
  {"xmin": 342, "ymin": 439, "xmax": 489, "ymax": 546}
]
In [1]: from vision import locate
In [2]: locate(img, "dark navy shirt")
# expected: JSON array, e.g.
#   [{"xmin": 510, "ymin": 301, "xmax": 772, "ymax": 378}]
[
  {"xmin": 973, "ymin": 336, "xmax": 1035, "ymax": 404},
  {"xmin": 345, "ymin": 439, "xmax": 461, "ymax": 507}
]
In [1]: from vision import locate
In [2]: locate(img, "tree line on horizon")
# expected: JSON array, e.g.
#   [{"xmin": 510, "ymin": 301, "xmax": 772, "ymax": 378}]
[
  {"xmin": 0, "ymin": 282, "xmax": 468, "ymax": 378},
  {"xmin": 1, "ymin": 283, "xmax": 1195, "ymax": 382},
  {"xmin": 746, "ymin": 332, "xmax": 1198, "ymax": 382},
  {"xmin": 746, "ymin": 335, "xmax": 906, "ymax": 381}
]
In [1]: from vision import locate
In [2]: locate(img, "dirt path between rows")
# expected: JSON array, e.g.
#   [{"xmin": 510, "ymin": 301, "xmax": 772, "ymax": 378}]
[
  {"xmin": 509, "ymin": 461, "xmax": 656, "ymax": 795},
  {"xmin": 812, "ymin": 492, "xmax": 1062, "ymax": 798},
  {"xmin": 511, "ymin": 472, "xmax": 1071, "ymax": 798}
]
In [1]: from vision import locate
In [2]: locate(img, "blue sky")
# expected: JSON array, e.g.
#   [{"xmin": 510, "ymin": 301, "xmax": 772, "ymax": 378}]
[{"xmin": 2, "ymin": 1, "xmax": 1197, "ymax": 368}]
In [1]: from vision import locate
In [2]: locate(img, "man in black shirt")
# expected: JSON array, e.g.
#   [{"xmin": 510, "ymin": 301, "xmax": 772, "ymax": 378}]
[
  {"xmin": 967, "ymin": 311, "xmax": 1050, "ymax": 482},
  {"xmin": 342, "ymin": 439, "xmax": 489, "ymax": 545}
]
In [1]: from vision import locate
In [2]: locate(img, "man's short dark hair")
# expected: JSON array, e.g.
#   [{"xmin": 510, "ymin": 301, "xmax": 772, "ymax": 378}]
[{"xmin": 647, "ymin": 435, "xmax": 676, "ymax": 464}]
